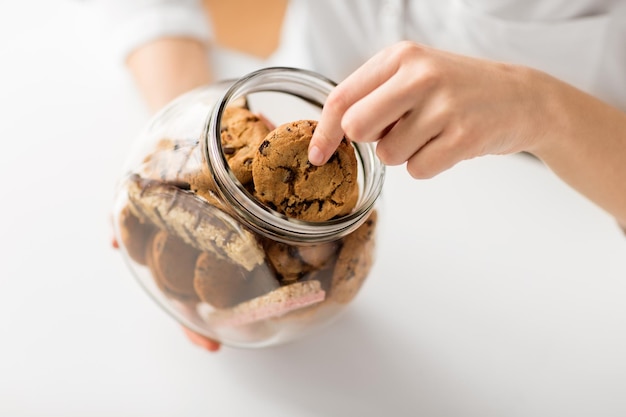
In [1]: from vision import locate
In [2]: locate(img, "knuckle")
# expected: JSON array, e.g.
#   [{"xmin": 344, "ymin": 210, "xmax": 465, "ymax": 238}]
[
  {"xmin": 409, "ymin": 56, "xmax": 443, "ymax": 93},
  {"xmin": 437, "ymin": 93, "xmax": 456, "ymax": 118},
  {"xmin": 450, "ymin": 123, "xmax": 473, "ymax": 149},
  {"xmin": 325, "ymin": 89, "xmax": 350, "ymax": 113},
  {"xmin": 340, "ymin": 117, "xmax": 356, "ymax": 141},
  {"xmin": 341, "ymin": 113, "xmax": 363, "ymax": 142},
  {"xmin": 417, "ymin": 64, "xmax": 441, "ymax": 90},
  {"xmin": 391, "ymin": 40, "xmax": 423, "ymax": 60},
  {"xmin": 384, "ymin": 41, "xmax": 424, "ymax": 73},
  {"xmin": 441, "ymin": 133, "xmax": 461, "ymax": 153},
  {"xmin": 406, "ymin": 148, "xmax": 442, "ymax": 179},
  {"xmin": 407, "ymin": 162, "xmax": 435, "ymax": 179},
  {"xmin": 375, "ymin": 143, "xmax": 402, "ymax": 166}
]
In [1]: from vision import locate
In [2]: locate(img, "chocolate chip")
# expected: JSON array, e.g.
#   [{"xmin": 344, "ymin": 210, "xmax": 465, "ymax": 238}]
[
  {"xmin": 223, "ymin": 145, "xmax": 236, "ymax": 155},
  {"xmin": 259, "ymin": 140, "xmax": 271, "ymax": 156},
  {"xmin": 282, "ymin": 170, "xmax": 295, "ymax": 183},
  {"xmin": 287, "ymin": 245, "xmax": 299, "ymax": 258}
]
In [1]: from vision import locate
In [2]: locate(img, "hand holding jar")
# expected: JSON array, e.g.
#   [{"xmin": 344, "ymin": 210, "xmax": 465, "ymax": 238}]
[{"xmin": 113, "ymin": 68, "xmax": 385, "ymax": 350}]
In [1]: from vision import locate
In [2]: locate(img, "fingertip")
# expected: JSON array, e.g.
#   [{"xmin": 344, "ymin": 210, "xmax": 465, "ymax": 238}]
[
  {"xmin": 182, "ymin": 327, "xmax": 221, "ymax": 352},
  {"xmin": 313, "ymin": 101, "xmax": 349, "ymax": 165},
  {"xmin": 308, "ymin": 144, "xmax": 325, "ymax": 166},
  {"xmin": 203, "ymin": 340, "xmax": 221, "ymax": 352}
]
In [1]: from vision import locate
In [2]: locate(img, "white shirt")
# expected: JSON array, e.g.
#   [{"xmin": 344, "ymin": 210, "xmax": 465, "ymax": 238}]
[
  {"xmin": 91, "ymin": 0, "xmax": 266, "ymax": 78},
  {"xmin": 96, "ymin": 0, "xmax": 626, "ymax": 111},
  {"xmin": 277, "ymin": 0, "xmax": 626, "ymax": 111}
]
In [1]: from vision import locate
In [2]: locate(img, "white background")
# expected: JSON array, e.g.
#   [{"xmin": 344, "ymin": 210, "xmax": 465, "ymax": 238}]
[{"xmin": 1, "ymin": 2, "xmax": 626, "ymax": 416}]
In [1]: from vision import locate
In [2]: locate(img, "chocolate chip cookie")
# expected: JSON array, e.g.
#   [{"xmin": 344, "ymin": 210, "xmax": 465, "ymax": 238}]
[
  {"xmin": 330, "ymin": 210, "xmax": 378, "ymax": 304},
  {"xmin": 194, "ymin": 251, "xmax": 279, "ymax": 309},
  {"xmin": 126, "ymin": 174, "xmax": 265, "ymax": 272},
  {"xmin": 220, "ymin": 106, "xmax": 271, "ymax": 187},
  {"xmin": 251, "ymin": 120, "xmax": 359, "ymax": 222},
  {"xmin": 263, "ymin": 239, "xmax": 339, "ymax": 284},
  {"xmin": 146, "ymin": 230, "xmax": 200, "ymax": 300},
  {"xmin": 117, "ymin": 205, "xmax": 156, "ymax": 265}
]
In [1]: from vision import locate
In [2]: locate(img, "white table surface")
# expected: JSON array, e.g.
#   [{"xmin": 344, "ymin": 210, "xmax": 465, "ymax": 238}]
[{"xmin": 2, "ymin": 2, "xmax": 626, "ymax": 416}]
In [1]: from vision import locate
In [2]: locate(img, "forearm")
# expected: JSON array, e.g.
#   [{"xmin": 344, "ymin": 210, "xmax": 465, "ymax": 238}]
[
  {"xmin": 528, "ymin": 70, "xmax": 626, "ymax": 227},
  {"xmin": 127, "ymin": 38, "xmax": 212, "ymax": 112}
]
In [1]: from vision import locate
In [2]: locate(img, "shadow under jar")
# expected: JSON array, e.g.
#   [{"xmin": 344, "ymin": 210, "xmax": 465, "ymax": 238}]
[{"xmin": 113, "ymin": 67, "xmax": 386, "ymax": 348}]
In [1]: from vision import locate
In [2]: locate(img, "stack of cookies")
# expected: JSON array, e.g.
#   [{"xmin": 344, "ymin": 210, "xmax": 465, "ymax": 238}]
[{"xmin": 117, "ymin": 101, "xmax": 377, "ymax": 339}]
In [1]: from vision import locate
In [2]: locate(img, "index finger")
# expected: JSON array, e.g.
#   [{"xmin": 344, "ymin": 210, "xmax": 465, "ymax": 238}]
[{"xmin": 309, "ymin": 48, "xmax": 401, "ymax": 165}]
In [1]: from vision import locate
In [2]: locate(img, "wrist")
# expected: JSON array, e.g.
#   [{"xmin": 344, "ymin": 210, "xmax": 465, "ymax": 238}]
[
  {"xmin": 515, "ymin": 67, "xmax": 571, "ymax": 159},
  {"xmin": 520, "ymin": 68, "xmax": 626, "ymax": 225}
]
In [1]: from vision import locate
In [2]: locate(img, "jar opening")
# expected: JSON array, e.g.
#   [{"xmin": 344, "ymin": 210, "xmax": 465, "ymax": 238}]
[{"xmin": 203, "ymin": 67, "xmax": 385, "ymax": 244}]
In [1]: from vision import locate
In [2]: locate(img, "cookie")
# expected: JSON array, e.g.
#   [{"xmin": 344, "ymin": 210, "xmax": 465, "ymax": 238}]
[
  {"xmin": 146, "ymin": 230, "xmax": 200, "ymax": 300},
  {"xmin": 117, "ymin": 205, "xmax": 156, "ymax": 265},
  {"xmin": 263, "ymin": 239, "xmax": 339, "ymax": 284},
  {"xmin": 252, "ymin": 120, "xmax": 359, "ymax": 222},
  {"xmin": 298, "ymin": 242, "xmax": 340, "ymax": 269},
  {"xmin": 194, "ymin": 251, "xmax": 279, "ymax": 309},
  {"xmin": 126, "ymin": 174, "xmax": 265, "ymax": 271},
  {"xmin": 330, "ymin": 210, "xmax": 378, "ymax": 304},
  {"xmin": 220, "ymin": 106, "xmax": 271, "ymax": 187},
  {"xmin": 207, "ymin": 280, "xmax": 326, "ymax": 327},
  {"xmin": 137, "ymin": 96, "xmax": 251, "ymax": 190},
  {"xmin": 139, "ymin": 138, "xmax": 216, "ymax": 193}
]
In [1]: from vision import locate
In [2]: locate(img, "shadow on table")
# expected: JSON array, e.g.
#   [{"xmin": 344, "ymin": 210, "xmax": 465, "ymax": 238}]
[{"xmin": 214, "ymin": 308, "xmax": 488, "ymax": 417}]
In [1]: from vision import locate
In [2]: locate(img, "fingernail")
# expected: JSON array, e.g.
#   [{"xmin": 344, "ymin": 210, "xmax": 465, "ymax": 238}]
[
  {"xmin": 205, "ymin": 341, "xmax": 221, "ymax": 352},
  {"xmin": 308, "ymin": 145, "xmax": 324, "ymax": 166}
]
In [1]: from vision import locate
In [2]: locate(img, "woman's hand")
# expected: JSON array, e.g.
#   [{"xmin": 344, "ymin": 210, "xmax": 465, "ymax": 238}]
[
  {"xmin": 181, "ymin": 327, "xmax": 221, "ymax": 352},
  {"xmin": 308, "ymin": 41, "xmax": 543, "ymax": 177},
  {"xmin": 309, "ymin": 41, "xmax": 626, "ymax": 226}
]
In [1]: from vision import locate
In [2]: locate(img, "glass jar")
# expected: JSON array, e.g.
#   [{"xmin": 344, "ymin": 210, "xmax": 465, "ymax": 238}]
[{"xmin": 113, "ymin": 67, "xmax": 385, "ymax": 348}]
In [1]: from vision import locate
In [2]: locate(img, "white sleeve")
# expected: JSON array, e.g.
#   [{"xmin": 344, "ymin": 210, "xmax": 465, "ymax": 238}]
[{"xmin": 91, "ymin": 0, "xmax": 212, "ymax": 64}]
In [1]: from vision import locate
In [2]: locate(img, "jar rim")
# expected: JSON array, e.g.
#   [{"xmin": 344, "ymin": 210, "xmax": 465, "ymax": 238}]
[{"xmin": 203, "ymin": 67, "xmax": 385, "ymax": 244}]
